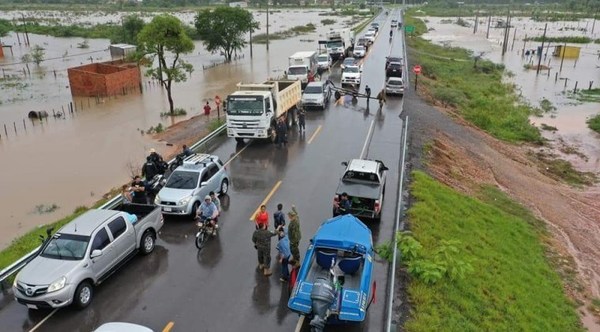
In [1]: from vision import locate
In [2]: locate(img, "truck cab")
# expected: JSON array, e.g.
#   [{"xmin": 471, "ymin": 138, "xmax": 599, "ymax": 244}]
[{"xmin": 287, "ymin": 51, "xmax": 318, "ymax": 85}]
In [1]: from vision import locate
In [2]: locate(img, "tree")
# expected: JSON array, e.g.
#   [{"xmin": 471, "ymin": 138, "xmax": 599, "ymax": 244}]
[
  {"xmin": 112, "ymin": 14, "xmax": 145, "ymax": 46},
  {"xmin": 137, "ymin": 15, "xmax": 194, "ymax": 115},
  {"xmin": 31, "ymin": 45, "xmax": 45, "ymax": 65},
  {"xmin": 194, "ymin": 7, "xmax": 258, "ymax": 62}
]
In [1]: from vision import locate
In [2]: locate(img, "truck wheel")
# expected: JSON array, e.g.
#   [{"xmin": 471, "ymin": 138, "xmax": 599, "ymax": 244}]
[
  {"xmin": 140, "ymin": 230, "xmax": 156, "ymax": 255},
  {"xmin": 235, "ymin": 138, "xmax": 245, "ymax": 144},
  {"xmin": 73, "ymin": 281, "xmax": 93, "ymax": 309},
  {"xmin": 220, "ymin": 179, "xmax": 229, "ymax": 195},
  {"xmin": 286, "ymin": 109, "xmax": 294, "ymax": 129}
]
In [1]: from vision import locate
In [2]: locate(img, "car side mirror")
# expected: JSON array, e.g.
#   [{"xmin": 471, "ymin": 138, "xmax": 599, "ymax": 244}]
[
  {"xmin": 341, "ymin": 161, "xmax": 348, "ymax": 166},
  {"xmin": 90, "ymin": 249, "xmax": 103, "ymax": 259},
  {"xmin": 200, "ymin": 181, "xmax": 208, "ymax": 187}
]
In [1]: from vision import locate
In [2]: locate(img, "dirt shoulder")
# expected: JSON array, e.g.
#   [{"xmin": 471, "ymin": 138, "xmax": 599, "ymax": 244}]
[{"xmin": 402, "ymin": 82, "xmax": 600, "ymax": 329}]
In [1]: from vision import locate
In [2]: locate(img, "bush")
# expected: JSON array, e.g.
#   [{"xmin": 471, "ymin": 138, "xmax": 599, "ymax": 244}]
[
  {"xmin": 321, "ymin": 19, "xmax": 336, "ymax": 25},
  {"xmin": 587, "ymin": 114, "xmax": 600, "ymax": 134}
]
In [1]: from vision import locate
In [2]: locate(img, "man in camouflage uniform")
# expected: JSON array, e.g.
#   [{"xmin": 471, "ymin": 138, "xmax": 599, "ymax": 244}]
[
  {"xmin": 287, "ymin": 205, "xmax": 302, "ymax": 267},
  {"xmin": 252, "ymin": 223, "xmax": 278, "ymax": 276}
]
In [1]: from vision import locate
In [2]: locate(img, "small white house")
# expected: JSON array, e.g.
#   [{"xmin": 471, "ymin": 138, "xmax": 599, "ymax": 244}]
[
  {"xmin": 109, "ymin": 44, "xmax": 137, "ymax": 59},
  {"xmin": 229, "ymin": 1, "xmax": 247, "ymax": 8}
]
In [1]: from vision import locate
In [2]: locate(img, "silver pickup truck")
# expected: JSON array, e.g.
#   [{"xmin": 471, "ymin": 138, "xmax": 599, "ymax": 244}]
[{"xmin": 13, "ymin": 203, "xmax": 163, "ymax": 309}]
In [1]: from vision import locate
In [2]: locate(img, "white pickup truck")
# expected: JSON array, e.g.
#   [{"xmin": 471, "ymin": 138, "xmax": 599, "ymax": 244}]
[{"xmin": 13, "ymin": 203, "xmax": 163, "ymax": 309}]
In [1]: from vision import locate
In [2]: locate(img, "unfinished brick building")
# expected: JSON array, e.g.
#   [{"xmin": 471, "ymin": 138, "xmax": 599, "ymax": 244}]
[{"xmin": 67, "ymin": 60, "xmax": 141, "ymax": 97}]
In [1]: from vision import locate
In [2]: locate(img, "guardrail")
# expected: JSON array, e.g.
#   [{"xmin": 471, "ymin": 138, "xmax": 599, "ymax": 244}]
[{"xmin": 0, "ymin": 123, "xmax": 227, "ymax": 291}]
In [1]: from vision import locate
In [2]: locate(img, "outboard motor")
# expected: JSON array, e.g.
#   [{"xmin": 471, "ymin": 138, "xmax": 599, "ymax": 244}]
[{"xmin": 309, "ymin": 276, "xmax": 336, "ymax": 332}]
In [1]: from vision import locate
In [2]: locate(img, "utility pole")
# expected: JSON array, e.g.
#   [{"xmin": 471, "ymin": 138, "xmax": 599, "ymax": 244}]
[
  {"xmin": 266, "ymin": 0, "xmax": 269, "ymax": 51},
  {"xmin": 536, "ymin": 23, "xmax": 547, "ymax": 75},
  {"xmin": 486, "ymin": 15, "xmax": 491, "ymax": 39},
  {"xmin": 249, "ymin": 30, "xmax": 253, "ymax": 58},
  {"xmin": 473, "ymin": 12, "xmax": 478, "ymax": 34},
  {"xmin": 502, "ymin": 12, "xmax": 510, "ymax": 56},
  {"xmin": 559, "ymin": 42, "xmax": 566, "ymax": 72},
  {"xmin": 593, "ymin": 10, "xmax": 598, "ymax": 35}
]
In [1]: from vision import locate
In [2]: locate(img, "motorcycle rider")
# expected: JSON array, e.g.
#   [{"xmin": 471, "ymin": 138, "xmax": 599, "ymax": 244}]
[
  {"xmin": 148, "ymin": 148, "xmax": 167, "ymax": 174},
  {"xmin": 389, "ymin": 29, "xmax": 393, "ymax": 38},
  {"xmin": 182, "ymin": 144, "xmax": 193, "ymax": 157},
  {"xmin": 197, "ymin": 195, "xmax": 218, "ymax": 235},
  {"xmin": 209, "ymin": 191, "xmax": 221, "ymax": 222}
]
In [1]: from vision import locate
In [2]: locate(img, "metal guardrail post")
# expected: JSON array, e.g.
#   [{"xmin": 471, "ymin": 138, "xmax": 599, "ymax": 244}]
[{"xmin": 0, "ymin": 123, "xmax": 228, "ymax": 287}]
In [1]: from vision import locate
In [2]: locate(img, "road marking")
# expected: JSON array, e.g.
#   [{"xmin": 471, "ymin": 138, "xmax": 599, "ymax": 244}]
[
  {"xmin": 307, "ymin": 125, "xmax": 322, "ymax": 145},
  {"xmin": 360, "ymin": 118, "xmax": 377, "ymax": 159},
  {"xmin": 249, "ymin": 180, "xmax": 283, "ymax": 221},
  {"xmin": 294, "ymin": 315, "xmax": 305, "ymax": 332},
  {"xmin": 162, "ymin": 321, "xmax": 175, "ymax": 332},
  {"xmin": 222, "ymin": 141, "xmax": 251, "ymax": 168},
  {"xmin": 28, "ymin": 308, "xmax": 58, "ymax": 332}
]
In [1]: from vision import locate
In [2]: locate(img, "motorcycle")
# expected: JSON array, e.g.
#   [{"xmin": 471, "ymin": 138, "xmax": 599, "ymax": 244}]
[
  {"xmin": 195, "ymin": 217, "xmax": 218, "ymax": 250},
  {"xmin": 169, "ymin": 152, "xmax": 187, "ymax": 172}
]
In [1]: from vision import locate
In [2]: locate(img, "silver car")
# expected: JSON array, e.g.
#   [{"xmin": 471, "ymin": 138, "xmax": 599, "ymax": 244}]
[
  {"xmin": 385, "ymin": 77, "xmax": 405, "ymax": 96},
  {"xmin": 154, "ymin": 154, "xmax": 230, "ymax": 217}
]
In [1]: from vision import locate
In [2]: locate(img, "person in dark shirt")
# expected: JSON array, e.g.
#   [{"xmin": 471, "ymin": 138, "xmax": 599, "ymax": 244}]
[
  {"xmin": 131, "ymin": 176, "xmax": 147, "ymax": 204},
  {"xmin": 141, "ymin": 156, "xmax": 159, "ymax": 180}
]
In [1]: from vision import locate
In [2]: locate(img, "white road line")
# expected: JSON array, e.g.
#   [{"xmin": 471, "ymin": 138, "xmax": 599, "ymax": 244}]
[
  {"xmin": 28, "ymin": 308, "xmax": 58, "ymax": 332},
  {"xmin": 294, "ymin": 315, "xmax": 305, "ymax": 332},
  {"xmin": 222, "ymin": 142, "xmax": 251, "ymax": 168},
  {"xmin": 360, "ymin": 117, "xmax": 377, "ymax": 159}
]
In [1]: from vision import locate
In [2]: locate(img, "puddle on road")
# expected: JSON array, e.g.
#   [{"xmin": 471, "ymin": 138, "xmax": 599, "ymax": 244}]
[
  {"xmin": 0, "ymin": 9, "xmax": 360, "ymax": 249},
  {"xmin": 422, "ymin": 16, "xmax": 600, "ymax": 172}
]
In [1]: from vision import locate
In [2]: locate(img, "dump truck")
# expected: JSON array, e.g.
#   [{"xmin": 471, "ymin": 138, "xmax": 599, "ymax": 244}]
[{"xmin": 225, "ymin": 80, "xmax": 302, "ymax": 143}]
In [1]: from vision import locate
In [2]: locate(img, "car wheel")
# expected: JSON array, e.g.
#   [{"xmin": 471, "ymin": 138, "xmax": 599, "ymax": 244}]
[
  {"xmin": 74, "ymin": 281, "xmax": 93, "ymax": 309},
  {"xmin": 220, "ymin": 179, "xmax": 229, "ymax": 195},
  {"xmin": 191, "ymin": 201, "xmax": 200, "ymax": 218},
  {"xmin": 140, "ymin": 230, "xmax": 155, "ymax": 255}
]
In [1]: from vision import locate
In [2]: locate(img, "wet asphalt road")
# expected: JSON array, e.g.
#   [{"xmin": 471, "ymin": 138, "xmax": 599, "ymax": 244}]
[{"xmin": 0, "ymin": 10, "xmax": 406, "ymax": 332}]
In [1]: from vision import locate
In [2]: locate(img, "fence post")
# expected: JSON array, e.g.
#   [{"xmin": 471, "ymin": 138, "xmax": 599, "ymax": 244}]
[
  {"xmin": 574, "ymin": 81, "xmax": 578, "ymax": 93},
  {"xmin": 589, "ymin": 81, "xmax": 594, "ymax": 90}
]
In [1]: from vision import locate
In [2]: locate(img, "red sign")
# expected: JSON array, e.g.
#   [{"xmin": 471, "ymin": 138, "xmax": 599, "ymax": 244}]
[
  {"xmin": 215, "ymin": 95, "xmax": 222, "ymax": 105},
  {"xmin": 413, "ymin": 65, "xmax": 422, "ymax": 75}
]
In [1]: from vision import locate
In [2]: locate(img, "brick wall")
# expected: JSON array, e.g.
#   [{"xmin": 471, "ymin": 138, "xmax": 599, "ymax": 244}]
[{"xmin": 67, "ymin": 62, "xmax": 141, "ymax": 97}]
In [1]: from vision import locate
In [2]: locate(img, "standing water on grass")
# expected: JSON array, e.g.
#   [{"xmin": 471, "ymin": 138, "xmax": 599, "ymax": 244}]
[
  {"xmin": 422, "ymin": 16, "xmax": 600, "ymax": 171},
  {"xmin": 0, "ymin": 9, "xmax": 361, "ymax": 249}
]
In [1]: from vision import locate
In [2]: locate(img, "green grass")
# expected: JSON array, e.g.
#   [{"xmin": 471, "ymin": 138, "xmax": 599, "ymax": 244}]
[
  {"xmin": 525, "ymin": 36, "xmax": 592, "ymax": 43},
  {"xmin": 569, "ymin": 88, "xmax": 600, "ymax": 103},
  {"xmin": 252, "ymin": 23, "xmax": 316, "ymax": 44},
  {"xmin": 405, "ymin": 171, "xmax": 583, "ymax": 332},
  {"xmin": 587, "ymin": 114, "xmax": 600, "ymax": 134},
  {"xmin": 404, "ymin": 13, "xmax": 542, "ymax": 144}
]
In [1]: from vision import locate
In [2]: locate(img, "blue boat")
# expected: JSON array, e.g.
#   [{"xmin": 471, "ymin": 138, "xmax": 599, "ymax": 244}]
[{"xmin": 288, "ymin": 215, "xmax": 375, "ymax": 331}]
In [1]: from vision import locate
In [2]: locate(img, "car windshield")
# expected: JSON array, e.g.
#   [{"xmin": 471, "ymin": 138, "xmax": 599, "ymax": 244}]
[
  {"xmin": 304, "ymin": 85, "xmax": 323, "ymax": 94},
  {"xmin": 166, "ymin": 170, "xmax": 199, "ymax": 189},
  {"xmin": 343, "ymin": 170, "xmax": 380, "ymax": 184},
  {"xmin": 389, "ymin": 63, "xmax": 402, "ymax": 69},
  {"xmin": 288, "ymin": 67, "xmax": 307, "ymax": 75},
  {"xmin": 344, "ymin": 66, "xmax": 359, "ymax": 73},
  {"xmin": 227, "ymin": 97, "xmax": 264, "ymax": 116},
  {"xmin": 326, "ymin": 41, "xmax": 343, "ymax": 48},
  {"xmin": 388, "ymin": 79, "xmax": 403, "ymax": 86},
  {"xmin": 355, "ymin": 46, "xmax": 365, "ymax": 51},
  {"xmin": 40, "ymin": 234, "xmax": 90, "ymax": 260},
  {"xmin": 318, "ymin": 55, "xmax": 329, "ymax": 62},
  {"xmin": 343, "ymin": 58, "xmax": 356, "ymax": 66}
]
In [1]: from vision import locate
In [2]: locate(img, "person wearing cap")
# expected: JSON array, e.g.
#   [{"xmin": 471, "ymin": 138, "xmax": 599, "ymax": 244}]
[
  {"xmin": 197, "ymin": 195, "xmax": 218, "ymax": 234},
  {"xmin": 148, "ymin": 148, "xmax": 166, "ymax": 175},
  {"xmin": 287, "ymin": 205, "xmax": 302, "ymax": 267}
]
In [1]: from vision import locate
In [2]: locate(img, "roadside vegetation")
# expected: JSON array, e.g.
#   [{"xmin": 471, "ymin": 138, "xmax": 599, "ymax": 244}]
[
  {"xmin": 389, "ymin": 171, "xmax": 583, "ymax": 331},
  {"xmin": 587, "ymin": 114, "xmax": 600, "ymax": 134},
  {"xmin": 252, "ymin": 23, "xmax": 316, "ymax": 44},
  {"xmin": 404, "ymin": 13, "xmax": 541, "ymax": 143},
  {"xmin": 525, "ymin": 36, "xmax": 592, "ymax": 43}
]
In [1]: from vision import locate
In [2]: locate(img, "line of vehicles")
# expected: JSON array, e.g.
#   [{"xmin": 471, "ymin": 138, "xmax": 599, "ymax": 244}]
[{"xmin": 11, "ymin": 14, "xmax": 402, "ymax": 332}]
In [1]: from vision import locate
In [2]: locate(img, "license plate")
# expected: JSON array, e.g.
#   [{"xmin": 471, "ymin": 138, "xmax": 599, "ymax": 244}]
[
  {"xmin": 163, "ymin": 207, "xmax": 172, "ymax": 212},
  {"xmin": 26, "ymin": 304, "xmax": 37, "ymax": 309}
]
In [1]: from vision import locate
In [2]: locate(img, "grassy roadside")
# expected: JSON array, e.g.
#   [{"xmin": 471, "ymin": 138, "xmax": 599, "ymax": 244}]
[
  {"xmin": 587, "ymin": 114, "xmax": 600, "ymax": 134},
  {"xmin": 403, "ymin": 171, "xmax": 582, "ymax": 331}
]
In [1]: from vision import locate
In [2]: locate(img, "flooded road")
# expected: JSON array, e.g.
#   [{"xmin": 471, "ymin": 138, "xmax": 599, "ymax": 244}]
[
  {"xmin": 0, "ymin": 9, "xmax": 359, "ymax": 249},
  {"xmin": 422, "ymin": 16, "xmax": 600, "ymax": 171}
]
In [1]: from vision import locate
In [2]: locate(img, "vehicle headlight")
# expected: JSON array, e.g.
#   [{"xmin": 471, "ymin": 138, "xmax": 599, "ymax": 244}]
[
  {"xmin": 47, "ymin": 276, "xmax": 66, "ymax": 293},
  {"xmin": 178, "ymin": 196, "xmax": 192, "ymax": 206},
  {"xmin": 154, "ymin": 194, "xmax": 161, "ymax": 204}
]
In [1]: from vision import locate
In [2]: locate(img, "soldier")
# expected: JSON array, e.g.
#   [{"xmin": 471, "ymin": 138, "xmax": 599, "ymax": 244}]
[
  {"xmin": 288, "ymin": 205, "xmax": 302, "ymax": 267},
  {"xmin": 298, "ymin": 108, "xmax": 306, "ymax": 133},
  {"xmin": 252, "ymin": 223, "xmax": 278, "ymax": 276},
  {"xmin": 376, "ymin": 89, "xmax": 387, "ymax": 110}
]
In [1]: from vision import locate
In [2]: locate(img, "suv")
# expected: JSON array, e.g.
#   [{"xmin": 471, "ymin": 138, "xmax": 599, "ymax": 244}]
[
  {"xmin": 370, "ymin": 22, "xmax": 380, "ymax": 33},
  {"xmin": 386, "ymin": 62, "xmax": 403, "ymax": 78},
  {"xmin": 385, "ymin": 55, "xmax": 403, "ymax": 69},
  {"xmin": 341, "ymin": 65, "xmax": 362, "ymax": 87},
  {"xmin": 385, "ymin": 77, "xmax": 404, "ymax": 96},
  {"xmin": 353, "ymin": 45, "xmax": 367, "ymax": 58},
  {"xmin": 301, "ymin": 81, "xmax": 331, "ymax": 110},
  {"xmin": 155, "ymin": 154, "xmax": 229, "ymax": 217},
  {"xmin": 391, "ymin": 20, "xmax": 398, "ymax": 28}
]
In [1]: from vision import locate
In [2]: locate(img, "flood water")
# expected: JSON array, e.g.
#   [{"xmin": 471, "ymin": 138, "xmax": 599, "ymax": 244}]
[
  {"xmin": 0, "ymin": 9, "xmax": 358, "ymax": 249},
  {"xmin": 422, "ymin": 16, "xmax": 600, "ymax": 171}
]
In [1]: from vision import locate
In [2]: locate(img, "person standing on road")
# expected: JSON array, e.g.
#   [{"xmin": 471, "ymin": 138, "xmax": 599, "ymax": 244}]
[
  {"xmin": 276, "ymin": 227, "xmax": 292, "ymax": 282},
  {"xmin": 298, "ymin": 108, "xmax": 306, "ymax": 133},
  {"xmin": 273, "ymin": 203, "xmax": 286, "ymax": 230},
  {"xmin": 288, "ymin": 206, "xmax": 302, "ymax": 267},
  {"xmin": 252, "ymin": 223, "xmax": 278, "ymax": 276},
  {"xmin": 276, "ymin": 118, "xmax": 288, "ymax": 147},
  {"xmin": 131, "ymin": 176, "xmax": 147, "ymax": 204},
  {"xmin": 203, "ymin": 101, "xmax": 212, "ymax": 120},
  {"xmin": 365, "ymin": 85, "xmax": 371, "ymax": 101},
  {"xmin": 254, "ymin": 204, "xmax": 269, "ymax": 229},
  {"xmin": 142, "ymin": 156, "xmax": 159, "ymax": 180}
]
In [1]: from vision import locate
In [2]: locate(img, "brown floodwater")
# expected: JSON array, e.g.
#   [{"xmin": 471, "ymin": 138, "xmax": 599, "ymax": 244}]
[
  {"xmin": 423, "ymin": 16, "xmax": 600, "ymax": 172},
  {"xmin": 0, "ymin": 9, "xmax": 357, "ymax": 249}
]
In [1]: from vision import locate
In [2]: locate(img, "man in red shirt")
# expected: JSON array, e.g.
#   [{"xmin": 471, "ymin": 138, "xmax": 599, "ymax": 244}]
[{"xmin": 203, "ymin": 101, "xmax": 211, "ymax": 120}]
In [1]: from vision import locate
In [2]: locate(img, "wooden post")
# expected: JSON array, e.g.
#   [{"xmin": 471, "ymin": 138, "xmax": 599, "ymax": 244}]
[
  {"xmin": 560, "ymin": 43, "xmax": 566, "ymax": 72},
  {"xmin": 522, "ymin": 34, "xmax": 527, "ymax": 57},
  {"xmin": 574, "ymin": 81, "xmax": 578, "ymax": 92},
  {"xmin": 589, "ymin": 81, "xmax": 594, "ymax": 90},
  {"xmin": 555, "ymin": 72, "xmax": 558, "ymax": 82},
  {"xmin": 23, "ymin": 118, "xmax": 26, "ymax": 130},
  {"xmin": 486, "ymin": 15, "xmax": 491, "ymax": 39},
  {"xmin": 4, "ymin": 124, "xmax": 7, "ymax": 136},
  {"xmin": 511, "ymin": 28, "xmax": 517, "ymax": 51},
  {"xmin": 536, "ymin": 23, "xmax": 547, "ymax": 75},
  {"xmin": 13, "ymin": 122, "xmax": 17, "ymax": 134}
]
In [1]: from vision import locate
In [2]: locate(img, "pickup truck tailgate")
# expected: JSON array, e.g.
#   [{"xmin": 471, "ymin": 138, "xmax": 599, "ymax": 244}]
[{"xmin": 336, "ymin": 182, "xmax": 380, "ymax": 200}]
